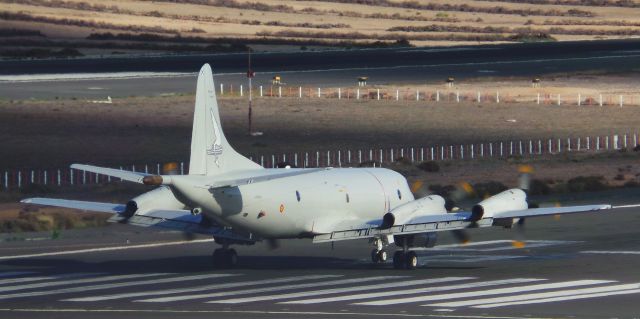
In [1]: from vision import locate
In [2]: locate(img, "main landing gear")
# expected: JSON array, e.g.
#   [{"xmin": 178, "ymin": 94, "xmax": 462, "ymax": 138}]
[
  {"xmin": 371, "ymin": 236, "xmax": 420, "ymax": 269},
  {"xmin": 392, "ymin": 250, "xmax": 418, "ymax": 270},
  {"xmin": 212, "ymin": 246, "xmax": 238, "ymax": 268}
]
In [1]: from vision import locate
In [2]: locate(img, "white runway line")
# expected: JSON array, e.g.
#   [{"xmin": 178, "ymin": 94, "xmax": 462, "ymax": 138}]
[
  {"xmin": 474, "ymin": 288, "xmax": 640, "ymax": 308},
  {"xmin": 422, "ymin": 240, "xmax": 580, "ymax": 252},
  {"xmin": 64, "ymin": 275, "xmax": 340, "ymax": 302},
  {"xmin": 0, "ymin": 271, "xmax": 37, "ymax": 278},
  {"xmin": 0, "ymin": 272, "xmax": 101, "ymax": 286},
  {"xmin": 0, "ymin": 72, "xmax": 195, "ymax": 82},
  {"xmin": 285, "ymin": 278, "xmax": 543, "ymax": 305},
  {"xmin": 0, "ymin": 273, "xmax": 236, "ymax": 300},
  {"xmin": 0, "ymin": 273, "xmax": 141, "ymax": 293},
  {"xmin": 0, "ymin": 239, "xmax": 214, "ymax": 261},
  {"xmin": 428, "ymin": 282, "xmax": 637, "ymax": 307},
  {"xmin": 139, "ymin": 276, "xmax": 405, "ymax": 303},
  {"xmin": 581, "ymin": 250, "xmax": 640, "ymax": 255},
  {"xmin": 209, "ymin": 277, "xmax": 472, "ymax": 304},
  {"xmin": 355, "ymin": 280, "xmax": 612, "ymax": 306}
]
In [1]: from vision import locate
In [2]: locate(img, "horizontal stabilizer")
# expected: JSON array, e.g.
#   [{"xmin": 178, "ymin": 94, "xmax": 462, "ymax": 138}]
[
  {"xmin": 71, "ymin": 164, "xmax": 150, "ymax": 184},
  {"xmin": 21, "ymin": 198, "xmax": 125, "ymax": 214}
]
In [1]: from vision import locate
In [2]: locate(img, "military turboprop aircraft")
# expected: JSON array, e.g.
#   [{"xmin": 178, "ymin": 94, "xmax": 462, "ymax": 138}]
[{"xmin": 21, "ymin": 64, "xmax": 634, "ymax": 269}]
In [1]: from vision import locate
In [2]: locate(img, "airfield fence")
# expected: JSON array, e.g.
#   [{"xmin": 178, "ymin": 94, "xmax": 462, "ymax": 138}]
[
  {"xmin": 217, "ymin": 84, "xmax": 640, "ymax": 107},
  {"xmin": 2, "ymin": 133, "xmax": 638, "ymax": 190}
]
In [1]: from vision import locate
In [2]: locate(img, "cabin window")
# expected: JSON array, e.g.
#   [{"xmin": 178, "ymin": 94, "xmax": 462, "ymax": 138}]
[
  {"xmin": 296, "ymin": 191, "xmax": 301, "ymax": 202},
  {"xmin": 346, "ymin": 193, "xmax": 350, "ymax": 203},
  {"xmin": 397, "ymin": 189, "xmax": 402, "ymax": 200}
]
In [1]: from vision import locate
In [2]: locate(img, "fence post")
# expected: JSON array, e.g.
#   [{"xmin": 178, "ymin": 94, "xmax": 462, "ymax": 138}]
[
  {"xmin": 496, "ymin": 91, "xmax": 499, "ymax": 103},
  {"xmin": 18, "ymin": 171, "xmax": 21, "ymax": 188},
  {"xmin": 396, "ymin": 89, "xmax": 399, "ymax": 101},
  {"xmin": 537, "ymin": 93, "xmax": 540, "ymax": 105},
  {"xmin": 304, "ymin": 153, "xmax": 309, "ymax": 168},
  {"xmin": 548, "ymin": 139, "xmax": 552, "ymax": 154},
  {"xmin": 558, "ymin": 138, "xmax": 561, "ymax": 153},
  {"xmin": 510, "ymin": 141, "xmax": 513, "ymax": 155},
  {"xmin": 259, "ymin": 85, "xmax": 263, "ymax": 97},
  {"xmin": 436, "ymin": 90, "xmax": 440, "ymax": 102},
  {"xmin": 30, "ymin": 170, "xmax": 34, "ymax": 184},
  {"xmin": 449, "ymin": 146, "xmax": 454, "ymax": 160},
  {"xmin": 180, "ymin": 162, "xmax": 184, "ymax": 175},
  {"xmin": 567, "ymin": 138, "xmax": 571, "ymax": 151},
  {"xmin": 597, "ymin": 136, "xmax": 600, "ymax": 151},
  {"xmin": 220, "ymin": 83, "xmax": 223, "ymax": 95},
  {"xmin": 599, "ymin": 94, "xmax": 603, "ymax": 107},
  {"xmin": 318, "ymin": 88, "xmax": 321, "ymax": 98},
  {"xmin": 519, "ymin": 141, "xmax": 523, "ymax": 155},
  {"xmin": 3, "ymin": 171, "xmax": 7, "ymax": 189},
  {"xmin": 70, "ymin": 168, "xmax": 74, "ymax": 185},
  {"xmin": 316, "ymin": 151, "xmax": 320, "ymax": 167},
  {"xmin": 577, "ymin": 137, "xmax": 581, "ymax": 151},
  {"xmin": 299, "ymin": 86, "xmax": 302, "ymax": 98},
  {"xmin": 624, "ymin": 134, "xmax": 628, "ymax": 149},
  {"xmin": 356, "ymin": 88, "xmax": 360, "ymax": 100},
  {"xmin": 57, "ymin": 169, "xmax": 61, "ymax": 186},
  {"xmin": 538, "ymin": 140, "xmax": 542, "ymax": 154},
  {"xmin": 557, "ymin": 94, "xmax": 561, "ymax": 106},
  {"xmin": 480, "ymin": 143, "xmax": 484, "ymax": 157},
  {"xmin": 337, "ymin": 151, "xmax": 341, "ymax": 167},
  {"xmin": 390, "ymin": 148, "xmax": 394, "ymax": 162},
  {"xmin": 379, "ymin": 149, "xmax": 383, "ymax": 164},
  {"xmin": 635, "ymin": 134, "xmax": 638, "ymax": 147},
  {"xmin": 416, "ymin": 89, "xmax": 419, "ymax": 101},
  {"xmin": 529, "ymin": 140, "xmax": 533, "ymax": 154},
  {"xmin": 377, "ymin": 89, "xmax": 380, "ymax": 100},
  {"xmin": 471, "ymin": 144, "xmax": 475, "ymax": 159},
  {"xmin": 82, "ymin": 170, "xmax": 86, "ymax": 185},
  {"xmin": 440, "ymin": 146, "xmax": 444, "ymax": 160},
  {"xmin": 477, "ymin": 91, "xmax": 481, "ymax": 102},
  {"xmin": 278, "ymin": 86, "xmax": 282, "ymax": 98},
  {"xmin": 489, "ymin": 143, "xmax": 493, "ymax": 157},
  {"xmin": 240, "ymin": 85, "xmax": 243, "ymax": 97},
  {"xmin": 586, "ymin": 136, "xmax": 590, "ymax": 150},
  {"xmin": 500, "ymin": 142, "xmax": 504, "ymax": 157},
  {"xmin": 620, "ymin": 95, "xmax": 623, "ymax": 107},
  {"xmin": 428, "ymin": 147, "xmax": 432, "ymax": 161},
  {"xmin": 338, "ymin": 88, "xmax": 341, "ymax": 100},
  {"xmin": 460, "ymin": 145, "xmax": 464, "ymax": 159},
  {"xmin": 606, "ymin": 136, "xmax": 610, "ymax": 149},
  {"xmin": 456, "ymin": 91, "xmax": 460, "ymax": 103},
  {"xmin": 613, "ymin": 135, "xmax": 619, "ymax": 149},
  {"xmin": 358, "ymin": 150, "xmax": 362, "ymax": 163},
  {"xmin": 43, "ymin": 171, "xmax": 48, "ymax": 185},
  {"xmin": 577, "ymin": 93, "xmax": 581, "ymax": 106}
]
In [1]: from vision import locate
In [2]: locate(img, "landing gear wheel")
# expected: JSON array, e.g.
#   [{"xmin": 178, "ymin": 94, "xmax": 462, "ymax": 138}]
[
  {"xmin": 371, "ymin": 249, "xmax": 388, "ymax": 263},
  {"xmin": 212, "ymin": 248, "xmax": 238, "ymax": 269},
  {"xmin": 393, "ymin": 251, "xmax": 405, "ymax": 269},
  {"xmin": 378, "ymin": 250, "xmax": 388, "ymax": 263},
  {"xmin": 405, "ymin": 251, "xmax": 418, "ymax": 270}
]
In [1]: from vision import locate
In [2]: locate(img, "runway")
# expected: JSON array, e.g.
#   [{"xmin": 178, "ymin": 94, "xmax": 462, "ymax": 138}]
[
  {"xmin": 1, "ymin": 191, "xmax": 640, "ymax": 319},
  {"xmin": 2, "ymin": 39, "xmax": 640, "ymax": 99}
]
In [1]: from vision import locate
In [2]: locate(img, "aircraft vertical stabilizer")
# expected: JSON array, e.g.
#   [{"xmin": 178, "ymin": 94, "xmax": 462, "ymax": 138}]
[{"xmin": 189, "ymin": 64, "xmax": 261, "ymax": 175}]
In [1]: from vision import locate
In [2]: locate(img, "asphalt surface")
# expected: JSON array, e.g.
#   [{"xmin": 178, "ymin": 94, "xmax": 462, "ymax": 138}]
[
  {"xmin": 3, "ymin": 39, "xmax": 640, "ymax": 99},
  {"xmin": 1, "ymin": 190, "xmax": 640, "ymax": 319}
]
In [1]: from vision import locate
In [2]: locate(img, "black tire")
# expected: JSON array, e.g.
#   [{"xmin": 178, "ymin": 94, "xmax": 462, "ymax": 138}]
[
  {"xmin": 378, "ymin": 250, "xmax": 388, "ymax": 263},
  {"xmin": 405, "ymin": 251, "xmax": 418, "ymax": 270},
  {"xmin": 393, "ymin": 251, "xmax": 405, "ymax": 269},
  {"xmin": 227, "ymin": 249, "xmax": 238, "ymax": 268},
  {"xmin": 371, "ymin": 249, "xmax": 380, "ymax": 263}
]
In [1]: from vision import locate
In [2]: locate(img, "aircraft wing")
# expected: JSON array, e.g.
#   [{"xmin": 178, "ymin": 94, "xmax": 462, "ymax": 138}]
[
  {"xmin": 20, "ymin": 197, "xmax": 256, "ymax": 242},
  {"xmin": 312, "ymin": 204, "xmax": 618, "ymax": 243},
  {"xmin": 20, "ymin": 198, "xmax": 126, "ymax": 214},
  {"xmin": 71, "ymin": 164, "xmax": 150, "ymax": 184}
]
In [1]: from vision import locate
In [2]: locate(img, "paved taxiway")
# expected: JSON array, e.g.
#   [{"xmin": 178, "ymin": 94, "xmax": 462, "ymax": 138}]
[
  {"xmin": 1, "ymin": 190, "xmax": 640, "ymax": 319},
  {"xmin": 2, "ymin": 39, "xmax": 640, "ymax": 99}
]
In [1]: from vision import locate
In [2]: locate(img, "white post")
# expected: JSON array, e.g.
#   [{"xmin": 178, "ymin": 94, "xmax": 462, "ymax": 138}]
[
  {"xmin": 538, "ymin": 140, "xmax": 542, "ymax": 154},
  {"xmin": 396, "ymin": 89, "xmax": 399, "ymax": 101},
  {"xmin": 599, "ymin": 94, "xmax": 603, "ymax": 107},
  {"xmin": 436, "ymin": 90, "xmax": 440, "ymax": 102},
  {"xmin": 220, "ymin": 83, "xmax": 224, "ymax": 95},
  {"xmin": 318, "ymin": 87, "xmax": 321, "ymax": 98},
  {"xmin": 70, "ymin": 169, "xmax": 74, "ymax": 185},
  {"xmin": 510, "ymin": 141, "xmax": 513, "ymax": 155},
  {"xmin": 299, "ymin": 86, "xmax": 302, "ymax": 98},
  {"xmin": 441, "ymin": 146, "xmax": 445, "ymax": 160},
  {"xmin": 586, "ymin": 136, "xmax": 590, "ymax": 150},
  {"xmin": 597, "ymin": 136, "xmax": 601, "ymax": 151},
  {"xmin": 460, "ymin": 145, "xmax": 464, "ymax": 159},
  {"xmin": 557, "ymin": 94, "xmax": 561, "ymax": 106},
  {"xmin": 316, "ymin": 151, "xmax": 320, "ymax": 167},
  {"xmin": 489, "ymin": 143, "xmax": 493, "ymax": 157},
  {"xmin": 606, "ymin": 136, "xmax": 610, "ymax": 149},
  {"xmin": 338, "ymin": 88, "xmax": 341, "ymax": 100},
  {"xmin": 377, "ymin": 89, "xmax": 380, "ymax": 100},
  {"xmin": 240, "ymin": 84, "xmax": 243, "ymax": 97},
  {"xmin": 500, "ymin": 142, "xmax": 504, "ymax": 157},
  {"xmin": 43, "ymin": 171, "xmax": 47, "ymax": 185},
  {"xmin": 614, "ymin": 135, "xmax": 619, "ymax": 149},
  {"xmin": 577, "ymin": 137, "xmax": 581, "ymax": 151},
  {"xmin": 624, "ymin": 134, "xmax": 628, "ymax": 149},
  {"xmin": 549, "ymin": 139, "xmax": 552, "ymax": 154},
  {"xmin": 577, "ymin": 93, "xmax": 581, "ymax": 106},
  {"xmin": 327, "ymin": 151, "xmax": 331, "ymax": 166},
  {"xmin": 496, "ymin": 91, "xmax": 499, "ymax": 103},
  {"xmin": 260, "ymin": 85, "xmax": 263, "ymax": 97},
  {"xmin": 358, "ymin": 150, "xmax": 362, "ymax": 163},
  {"xmin": 537, "ymin": 93, "xmax": 540, "ymax": 105},
  {"xmin": 30, "ymin": 170, "xmax": 34, "ymax": 183},
  {"xmin": 471, "ymin": 144, "xmax": 474, "ymax": 159},
  {"xmin": 18, "ymin": 171, "xmax": 21, "ymax": 188},
  {"xmin": 480, "ymin": 143, "xmax": 484, "ymax": 157},
  {"xmin": 558, "ymin": 138, "xmax": 561, "ymax": 153},
  {"xmin": 357, "ymin": 88, "xmax": 360, "ymax": 100},
  {"xmin": 529, "ymin": 140, "xmax": 533, "ymax": 154},
  {"xmin": 567, "ymin": 138, "xmax": 571, "ymax": 151},
  {"xmin": 456, "ymin": 91, "xmax": 460, "ymax": 103},
  {"xmin": 620, "ymin": 95, "xmax": 623, "ymax": 107},
  {"xmin": 477, "ymin": 91, "xmax": 481, "ymax": 102},
  {"xmin": 4, "ymin": 171, "xmax": 8, "ymax": 189},
  {"xmin": 416, "ymin": 89, "xmax": 419, "ymax": 101}
]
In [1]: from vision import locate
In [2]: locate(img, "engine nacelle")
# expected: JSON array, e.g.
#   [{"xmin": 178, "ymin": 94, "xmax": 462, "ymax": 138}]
[
  {"xmin": 395, "ymin": 232, "xmax": 437, "ymax": 248},
  {"xmin": 381, "ymin": 195, "xmax": 447, "ymax": 229},
  {"xmin": 125, "ymin": 186, "xmax": 187, "ymax": 217},
  {"xmin": 470, "ymin": 188, "xmax": 528, "ymax": 221}
]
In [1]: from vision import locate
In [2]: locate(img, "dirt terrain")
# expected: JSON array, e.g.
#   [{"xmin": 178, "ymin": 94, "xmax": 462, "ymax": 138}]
[{"xmin": 4, "ymin": 0, "xmax": 640, "ymax": 57}]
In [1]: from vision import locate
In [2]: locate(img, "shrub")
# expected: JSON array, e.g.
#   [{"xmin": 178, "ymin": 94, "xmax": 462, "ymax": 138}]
[{"xmin": 417, "ymin": 161, "xmax": 440, "ymax": 172}]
